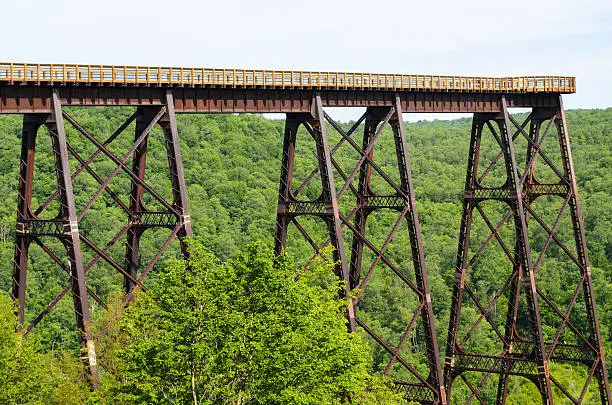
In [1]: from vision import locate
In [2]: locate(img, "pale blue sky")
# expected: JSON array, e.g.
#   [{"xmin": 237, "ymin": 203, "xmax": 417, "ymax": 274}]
[{"xmin": 3, "ymin": 0, "xmax": 611, "ymax": 121}]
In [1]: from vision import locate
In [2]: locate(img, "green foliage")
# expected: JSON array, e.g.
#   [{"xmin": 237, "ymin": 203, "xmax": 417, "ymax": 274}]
[
  {"xmin": 100, "ymin": 242, "xmax": 403, "ymax": 404},
  {"xmin": 0, "ymin": 293, "xmax": 89, "ymax": 405}
]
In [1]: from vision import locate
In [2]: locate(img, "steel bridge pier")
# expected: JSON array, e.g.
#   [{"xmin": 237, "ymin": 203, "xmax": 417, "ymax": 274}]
[
  {"xmin": 443, "ymin": 96, "xmax": 610, "ymax": 405},
  {"xmin": 274, "ymin": 95, "xmax": 446, "ymax": 404},
  {"xmin": 11, "ymin": 89, "xmax": 193, "ymax": 387}
]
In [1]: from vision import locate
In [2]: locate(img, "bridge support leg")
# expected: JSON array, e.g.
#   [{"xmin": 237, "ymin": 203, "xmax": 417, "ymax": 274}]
[
  {"xmin": 555, "ymin": 98, "xmax": 610, "ymax": 405},
  {"xmin": 13, "ymin": 89, "xmax": 193, "ymax": 387},
  {"xmin": 444, "ymin": 96, "xmax": 610, "ymax": 404},
  {"xmin": 275, "ymin": 95, "xmax": 356, "ymax": 331},
  {"xmin": 124, "ymin": 92, "xmax": 193, "ymax": 294},
  {"xmin": 159, "ymin": 94, "xmax": 193, "ymax": 248},
  {"xmin": 12, "ymin": 114, "xmax": 39, "ymax": 327},
  {"xmin": 274, "ymin": 95, "xmax": 445, "ymax": 404},
  {"xmin": 12, "ymin": 90, "xmax": 99, "ymax": 387},
  {"xmin": 124, "ymin": 110, "xmax": 150, "ymax": 293}
]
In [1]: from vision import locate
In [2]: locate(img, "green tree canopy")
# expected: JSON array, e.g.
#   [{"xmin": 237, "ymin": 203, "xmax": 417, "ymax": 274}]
[
  {"xmin": 0, "ymin": 293, "xmax": 88, "ymax": 405},
  {"xmin": 104, "ymin": 242, "xmax": 404, "ymax": 405}
]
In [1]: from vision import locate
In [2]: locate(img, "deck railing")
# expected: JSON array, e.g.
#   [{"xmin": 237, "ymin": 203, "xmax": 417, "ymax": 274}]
[{"xmin": 0, "ymin": 63, "xmax": 576, "ymax": 93}]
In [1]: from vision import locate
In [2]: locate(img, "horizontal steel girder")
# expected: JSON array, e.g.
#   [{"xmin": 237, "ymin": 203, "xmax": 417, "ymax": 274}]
[{"xmin": 0, "ymin": 86, "xmax": 563, "ymax": 114}]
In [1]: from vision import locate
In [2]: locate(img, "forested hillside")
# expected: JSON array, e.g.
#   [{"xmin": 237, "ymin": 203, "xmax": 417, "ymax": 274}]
[{"xmin": 0, "ymin": 107, "xmax": 609, "ymax": 404}]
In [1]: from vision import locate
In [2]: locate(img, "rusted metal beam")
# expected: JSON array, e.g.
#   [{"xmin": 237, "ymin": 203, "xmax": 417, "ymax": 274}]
[{"xmin": 0, "ymin": 86, "xmax": 565, "ymax": 114}]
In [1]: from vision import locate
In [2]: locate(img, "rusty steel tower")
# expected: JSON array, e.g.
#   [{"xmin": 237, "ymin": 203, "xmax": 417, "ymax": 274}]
[
  {"xmin": 443, "ymin": 98, "xmax": 610, "ymax": 404},
  {"xmin": 274, "ymin": 96, "xmax": 445, "ymax": 403},
  {"xmin": 0, "ymin": 63, "xmax": 608, "ymax": 404}
]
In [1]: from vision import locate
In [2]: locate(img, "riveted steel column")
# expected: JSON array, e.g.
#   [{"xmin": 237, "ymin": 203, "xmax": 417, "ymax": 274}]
[
  {"xmin": 124, "ymin": 107, "xmax": 150, "ymax": 293},
  {"xmin": 495, "ymin": 115, "xmax": 538, "ymax": 405},
  {"xmin": 556, "ymin": 97, "xmax": 610, "ymax": 404},
  {"xmin": 273, "ymin": 115, "xmax": 299, "ymax": 255},
  {"xmin": 274, "ymin": 96, "xmax": 356, "ymax": 331},
  {"xmin": 160, "ymin": 90, "xmax": 193, "ymax": 249},
  {"xmin": 392, "ymin": 97, "xmax": 446, "ymax": 404},
  {"xmin": 347, "ymin": 108, "xmax": 379, "ymax": 290},
  {"xmin": 500, "ymin": 97, "xmax": 553, "ymax": 405},
  {"xmin": 12, "ymin": 114, "xmax": 46, "ymax": 326},
  {"xmin": 48, "ymin": 89, "xmax": 98, "ymax": 387},
  {"xmin": 124, "ymin": 91, "xmax": 192, "ymax": 292},
  {"xmin": 444, "ymin": 115, "xmax": 482, "ymax": 401},
  {"xmin": 312, "ymin": 95, "xmax": 356, "ymax": 331}
]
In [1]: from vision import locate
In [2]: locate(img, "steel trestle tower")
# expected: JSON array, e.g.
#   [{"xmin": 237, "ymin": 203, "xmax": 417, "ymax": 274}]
[
  {"xmin": 444, "ymin": 96, "xmax": 610, "ymax": 404},
  {"xmin": 274, "ymin": 95, "xmax": 445, "ymax": 404},
  {"xmin": 11, "ymin": 89, "xmax": 193, "ymax": 386}
]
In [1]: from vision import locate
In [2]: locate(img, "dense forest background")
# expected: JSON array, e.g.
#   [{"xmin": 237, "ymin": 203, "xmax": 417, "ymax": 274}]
[{"xmin": 0, "ymin": 107, "xmax": 609, "ymax": 403}]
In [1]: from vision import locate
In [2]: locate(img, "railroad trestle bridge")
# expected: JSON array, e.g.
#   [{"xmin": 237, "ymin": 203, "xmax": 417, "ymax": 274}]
[{"xmin": 0, "ymin": 63, "xmax": 608, "ymax": 405}]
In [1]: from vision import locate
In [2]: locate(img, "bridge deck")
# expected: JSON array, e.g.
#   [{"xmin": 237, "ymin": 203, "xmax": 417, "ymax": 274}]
[
  {"xmin": 0, "ymin": 62, "xmax": 574, "ymax": 114},
  {"xmin": 0, "ymin": 63, "xmax": 575, "ymax": 93}
]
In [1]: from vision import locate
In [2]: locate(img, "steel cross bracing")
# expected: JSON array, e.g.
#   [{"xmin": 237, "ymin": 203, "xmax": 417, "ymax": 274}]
[
  {"xmin": 274, "ymin": 95, "xmax": 446, "ymax": 404},
  {"xmin": 443, "ymin": 96, "xmax": 610, "ymax": 404},
  {"xmin": 11, "ymin": 89, "xmax": 192, "ymax": 387}
]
